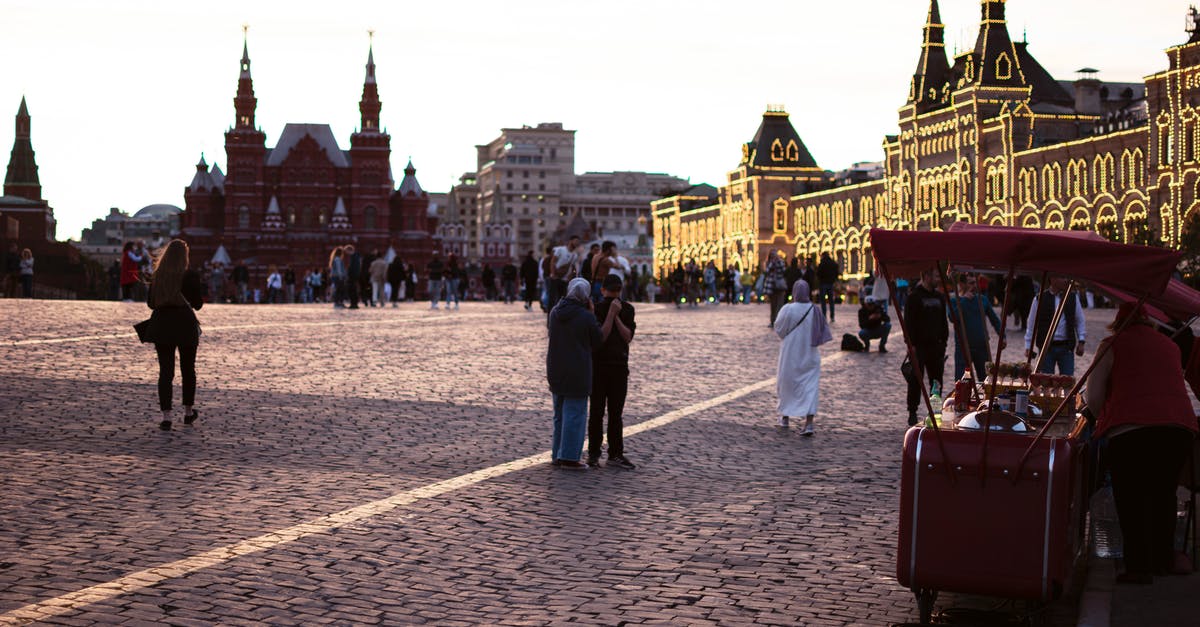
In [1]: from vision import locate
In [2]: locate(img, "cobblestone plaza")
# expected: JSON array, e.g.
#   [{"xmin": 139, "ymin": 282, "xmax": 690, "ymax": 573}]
[{"xmin": 0, "ymin": 300, "xmax": 1142, "ymax": 625}]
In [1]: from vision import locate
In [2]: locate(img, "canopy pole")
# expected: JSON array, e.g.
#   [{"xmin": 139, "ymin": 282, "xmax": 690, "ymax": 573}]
[
  {"xmin": 1013, "ymin": 293, "xmax": 1150, "ymax": 482},
  {"xmin": 880, "ymin": 259, "xmax": 957, "ymax": 484},
  {"xmin": 980, "ymin": 265, "xmax": 1017, "ymax": 487},
  {"xmin": 937, "ymin": 261, "xmax": 981, "ymax": 402},
  {"xmin": 1026, "ymin": 271, "xmax": 1050, "ymax": 372}
]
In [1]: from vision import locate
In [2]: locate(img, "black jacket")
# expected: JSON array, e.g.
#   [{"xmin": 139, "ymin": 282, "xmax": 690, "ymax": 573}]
[
  {"xmin": 520, "ymin": 256, "xmax": 539, "ymax": 283},
  {"xmin": 817, "ymin": 257, "xmax": 839, "ymax": 284},
  {"xmin": 546, "ymin": 298, "xmax": 602, "ymax": 397},
  {"xmin": 147, "ymin": 269, "xmax": 204, "ymax": 346},
  {"xmin": 903, "ymin": 283, "xmax": 948, "ymax": 348}
]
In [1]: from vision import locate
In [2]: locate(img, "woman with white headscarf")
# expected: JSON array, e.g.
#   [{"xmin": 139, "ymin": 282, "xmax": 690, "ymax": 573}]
[
  {"xmin": 546, "ymin": 277, "xmax": 603, "ymax": 469},
  {"xmin": 774, "ymin": 279, "xmax": 833, "ymax": 435}
]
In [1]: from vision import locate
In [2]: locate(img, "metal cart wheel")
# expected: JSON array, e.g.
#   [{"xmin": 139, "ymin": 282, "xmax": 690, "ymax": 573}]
[{"xmin": 914, "ymin": 588, "xmax": 938, "ymax": 624}]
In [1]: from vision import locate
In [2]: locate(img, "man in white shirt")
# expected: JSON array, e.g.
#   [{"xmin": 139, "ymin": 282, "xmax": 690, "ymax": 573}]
[
  {"xmin": 547, "ymin": 235, "xmax": 581, "ymax": 312},
  {"xmin": 1024, "ymin": 277, "xmax": 1087, "ymax": 375}
]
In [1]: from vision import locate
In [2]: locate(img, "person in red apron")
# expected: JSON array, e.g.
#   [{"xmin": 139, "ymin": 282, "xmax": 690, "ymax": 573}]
[{"xmin": 1085, "ymin": 302, "xmax": 1198, "ymax": 583}]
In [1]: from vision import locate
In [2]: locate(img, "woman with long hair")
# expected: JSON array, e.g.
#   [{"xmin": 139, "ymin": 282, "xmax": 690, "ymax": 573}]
[{"xmin": 147, "ymin": 239, "xmax": 204, "ymax": 431}]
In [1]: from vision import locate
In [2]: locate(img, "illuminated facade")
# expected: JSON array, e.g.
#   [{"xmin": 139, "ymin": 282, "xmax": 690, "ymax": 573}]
[{"xmin": 654, "ymin": 0, "xmax": 1200, "ymax": 280}]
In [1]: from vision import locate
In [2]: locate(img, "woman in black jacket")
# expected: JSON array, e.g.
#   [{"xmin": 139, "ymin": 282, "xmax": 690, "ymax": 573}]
[{"xmin": 147, "ymin": 239, "xmax": 204, "ymax": 431}]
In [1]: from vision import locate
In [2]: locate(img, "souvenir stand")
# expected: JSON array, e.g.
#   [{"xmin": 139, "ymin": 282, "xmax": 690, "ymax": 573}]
[{"xmin": 870, "ymin": 225, "xmax": 1183, "ymax": 624}]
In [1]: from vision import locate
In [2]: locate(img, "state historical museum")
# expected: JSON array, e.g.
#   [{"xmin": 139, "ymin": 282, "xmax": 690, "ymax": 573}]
[{"xmin": 179, "ymin": 37, "xmax": 436, "ymax": 280}]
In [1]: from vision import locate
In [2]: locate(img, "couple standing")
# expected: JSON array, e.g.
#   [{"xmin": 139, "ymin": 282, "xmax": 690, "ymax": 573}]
[{"xmin": 546, "ymin": 275, "xmax": 637, "ymax": 470}]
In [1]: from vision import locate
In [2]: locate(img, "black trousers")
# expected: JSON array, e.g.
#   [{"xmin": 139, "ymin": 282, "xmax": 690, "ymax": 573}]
[
  {"xmin": 155, "ymin": 342, "xmax": 198, "ymax": 412},
  {"xmin": 1108, "ymin": 426, "xmax": 1192, "ymax": 575},
  {"xmin": 768, "ymin": 289, "xmax": 787, "ymax": 326},
  {"xmin": 906, "ymin": 345, "xmax": 945, "ymax": 415},
  {"xmin": 589, "ymin": 365, "xmax": 628, "ymax": 459}
]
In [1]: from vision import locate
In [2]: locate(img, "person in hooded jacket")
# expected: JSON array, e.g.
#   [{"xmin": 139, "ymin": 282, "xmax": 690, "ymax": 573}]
[{"xmin": 546, "ymin": 277, "xmax": 603, "ymax": 470}]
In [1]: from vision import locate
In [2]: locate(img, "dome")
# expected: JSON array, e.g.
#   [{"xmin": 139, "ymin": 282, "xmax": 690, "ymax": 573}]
[{"xmin": 133, "ymin": 204, "xmax": 182, "ymax": 219}]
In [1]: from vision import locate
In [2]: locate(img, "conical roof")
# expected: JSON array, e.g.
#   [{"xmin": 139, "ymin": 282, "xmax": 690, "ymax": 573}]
[{"xmin": 746, "ymin": 108, "xmax": 818, "ymax": 169}]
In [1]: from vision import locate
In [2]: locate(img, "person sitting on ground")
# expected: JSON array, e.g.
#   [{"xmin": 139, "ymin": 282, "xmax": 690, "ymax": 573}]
[{"xmin": 857, "ymin": 296, "xmax": 891, "ymax": 353}]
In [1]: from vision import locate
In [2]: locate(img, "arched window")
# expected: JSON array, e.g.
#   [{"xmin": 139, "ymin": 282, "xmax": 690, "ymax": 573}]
[
  {"xmin": 774, "ymin": 198, "xmax": 788, "ymax": 231},
  {"xmin": 996, "ymin": 52, "xmax": 1012, "ymax": 80},
  {"xmin": 238, "ymin": 205, "xmax": 250, "ymax": 229},
  {"xmin": 786, "ymin": 140, "xmax": 799, "ymax": 161},
  {"xmin": 364, "ymin": 206, "xmax": 377, "ymax": 229}
]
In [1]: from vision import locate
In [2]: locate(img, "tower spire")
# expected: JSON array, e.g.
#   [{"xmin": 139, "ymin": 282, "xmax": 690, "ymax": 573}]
[
  {"xmin": 234, "ymin": 25, "xmax": 257, "ymax": 130},
  {"xmin": 358, "ymin": 31, "xmax": 381, "ymax": 132},
  {"xmin": 971, "ymin": 0, "xmax": 1027, "ymax": 87},
  {"xmin": 908, "ymin": 0, "xmax": 951, "ymax": 110},
  {"xmin": 5, "ymin": 97, "xmax": 41, "ymax": 201}
]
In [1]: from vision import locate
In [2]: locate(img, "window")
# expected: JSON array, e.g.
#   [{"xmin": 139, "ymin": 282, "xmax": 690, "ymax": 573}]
[
  {"xmin": 238, "ymin": 205, "xmax": 250, "ymax": 228},
  {"xmin": 996, "ymin": 53, "xmax": 1012, "ymax": 80},
  {"xmin": 364, "ymin": 206, "xmax": 377, "ymax": 229}
]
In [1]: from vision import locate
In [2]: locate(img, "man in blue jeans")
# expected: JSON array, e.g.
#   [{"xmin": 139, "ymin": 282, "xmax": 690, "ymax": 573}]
[
  {"xmin": 547, "ymin": 278, "xmax": 603, "ymax": 470},
  {"xmin": 1024, "ymin": 277, "xmax": 1086, "ymax": 375},
  {"xmin": 857, "ymin": 297, "xmax": 891, "ymax": 352}
]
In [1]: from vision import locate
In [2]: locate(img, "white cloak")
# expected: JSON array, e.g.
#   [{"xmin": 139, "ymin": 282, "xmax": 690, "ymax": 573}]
[{"xmin": 774, "ymin": 302, "xmax": 822, "ymax": 417}]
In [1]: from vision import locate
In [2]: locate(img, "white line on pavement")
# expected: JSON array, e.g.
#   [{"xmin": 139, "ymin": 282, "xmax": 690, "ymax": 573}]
[
  {"xmin": 4, "ymin": 311, "xmax": 528, "ymax": 347},
  {"xmin": 0, "ymin": 375, "xmax": 780, "ymax": 624}
]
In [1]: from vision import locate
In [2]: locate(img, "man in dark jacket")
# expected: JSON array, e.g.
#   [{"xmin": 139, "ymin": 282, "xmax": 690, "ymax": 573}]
[
  {"xmin": 902, "ymin": 269, "xmax": 949, "ymax": 426},
  {"xmin": 387, "ymin": 256, "xmax": 405, "ymax": 307},
  {"xmin": 427, "ymin": 253, "xmax": 445, "ymax": 309},
  {"xmin": 857, "ymin": 297, "xmax": 891, "ymax": 353},
  {"xmin": 546, "ymin": 278, "xmax": 603, "ymax": 470},
  {"xmin": 520, "ymin": 251, "xmax": 539, "ymax": 310},
  {"xmin": 481, "ymin": 264, "xmax": 496, "ymax": 301},
  {"xmin": 816, "ymin": 252, "xmax": 840, "ymax": 322},
  {"xmin": 588, "ymin": 274, "xmax": 637, "ymax": 469},
  {"xmin": 346, "ymin": 245, "xmax": 362, "ymax": 309},
  {"xmin": 232, "ymin": 260, "xmax": 250, "ymax": 304},
  {"xmin": 500, "ymin": 260, "xmax": 518, "ymax": 304}
]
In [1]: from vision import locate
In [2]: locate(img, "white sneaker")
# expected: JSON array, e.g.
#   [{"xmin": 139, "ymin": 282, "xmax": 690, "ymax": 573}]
[{"xmin": 431, "ymin": 304, "xmax": 438, "ymax": 310}]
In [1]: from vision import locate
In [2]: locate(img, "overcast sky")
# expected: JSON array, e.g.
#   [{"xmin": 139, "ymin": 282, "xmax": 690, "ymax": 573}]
[{"xmin": 0, "ymin": 0, "xmax": 1190, "ymax": 239}]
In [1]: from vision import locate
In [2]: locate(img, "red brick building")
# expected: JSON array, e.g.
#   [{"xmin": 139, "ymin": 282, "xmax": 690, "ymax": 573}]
[{"xmin": 179, "ymin": 37, "xmax": 438, "ymax": 287}]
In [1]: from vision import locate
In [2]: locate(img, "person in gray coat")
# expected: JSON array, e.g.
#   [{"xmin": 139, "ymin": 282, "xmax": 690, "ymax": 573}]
[{"xmin": 546, "ymin": 277, "xmax": 603, "ymax": 469}]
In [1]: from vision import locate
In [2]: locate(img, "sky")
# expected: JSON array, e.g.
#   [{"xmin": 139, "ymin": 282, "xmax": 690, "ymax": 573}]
[{"xmin": 0, "ymin": 0, "xmax": 1191, "ymax": 240}]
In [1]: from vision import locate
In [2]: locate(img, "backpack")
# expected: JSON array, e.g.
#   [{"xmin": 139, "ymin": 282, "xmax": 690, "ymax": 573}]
[{"xmin": 840, "ymin": 333, "xmax": 865, "ymax": 352}]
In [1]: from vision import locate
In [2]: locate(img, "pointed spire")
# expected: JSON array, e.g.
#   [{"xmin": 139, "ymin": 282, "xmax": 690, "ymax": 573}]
[
  {"xmin": 240, "ymin": 25, "xmax": 251, "ymax": 79},
  {"xmin": 5, "ymin": 97, "xmax": 41, "ymax": 200},
  {"xmin": 333, "ymin": 196, "xmax": 347, "ymax": 215},
  {"xmin": 196, "ymin": 153, "xmax": 208, "ymax": 169},
  {"xmin": 17, "ymin": 96, "xmax": 28, "ymax": 119},
  {"xmin": 234, "ymin": 26, "xmax": 258, "ymax": 129},
  {"xmin": 266, "ymin": 195, "xmax": 281, "ymax": 214},
  {"xmin": 909, "ymin": 0, "xmax": 951, "ymax": 110},
  {"xmin": 971, "ymin": 0, "xmax": 1026, "ymax": 88},
  {"xmin": 357, "ymin": 32, "xmax": 382, "ymax": 132},
  {"xmin": 398, "ymin": 160, "xmax": 424, "ymax": 196}
]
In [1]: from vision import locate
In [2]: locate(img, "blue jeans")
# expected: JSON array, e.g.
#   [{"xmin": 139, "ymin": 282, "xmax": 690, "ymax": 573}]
[
  {"xmin": 428, "ymin": 279, "xmax": 443, "ymax": 306},
  {"xmin": 819, "ymin": 283, "xmax": 836, "ymax": 320},
  {"xmin": 552, "ymin": 394, "xmax": 588, "ymax": 462},
  {"xmin": 446, "ymin": 278, "xmax": 460, "ymax": 304},
  {"xmin": 1038, "ymin": 345, "xmax": 1075, "ymax": 376},
  {"xmin": 858, "ymin": 322, "xmax": 891, "ymax": 350}
]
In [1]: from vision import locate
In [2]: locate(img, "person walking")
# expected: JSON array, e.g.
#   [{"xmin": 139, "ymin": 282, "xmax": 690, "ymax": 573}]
[
  {"xmin": 547, "ymin": 277, "xmax": 603, "ymax": 470},
  {"xmin": 481, "ymin": 264, "xmax": 497, "ymax": 302},
  {"xmin": 427, "ymin": 253, "xmax": 446, "ymax": 309},
  {"xmin": 903, "ymin": 269, "xmax": 949, "ymax": 426},
  {"xmin": 587, "ymin": 274, "xmax": 637, "ymax": 469},
  {"xmin": 345, "ymin": 245, "xmax": 362, "ymax": 309},
  {"xmin": 816, "ymin": 252, "xmax": 840, "ymax": 322},
  {"xmin": 1085, "ymin": 302, "xmax": 1198, "ymax": 583},
  {"xmin": 548, "ymin": 235, "xmax": 581, "ymax": 312},
  {"xmin": 1025, "ymin": 277, "xmax": 1086, "ymax": 375},
  {"xmin": 283, "ymin": 266, "xmax": 296, "ymax": 304},
  {"xmin": 948, "ymin": 273, "xmax": 1004, "ymax": 380},
  {"xmin": 265, "ymin": 265, "xmax": 283, "ymax": 304},
  {"xmin": 369, "ymin": 254, "xmax": 389, "ymax": 307},
  {"xmin": 445, "ymin": 254, "xmax": 461, "ymax": 310},
  {"xmin": 232, "ymin": 259, "xmax": 250, "ymax": 304},
  {"xmin": 120, "ymin": 242, "xmax": 143, "ymax": 301},
  {"xmin": 18, "ymin": 248, "xmax": 34, "ymax": 298},
  {"xmin": 703, "ymin": 260, "xmax": 719, "ymax": 304},
  {"xmin": 500, "ymin": 259, "xmax": 518, "ymax": 304},
  {"xmin": 724, "ymin": 265, "xmax": 739, "ymax": 305},
  {"xmin": 329, "ymin": 247, "xmax": 347, "ymax": 308},
  {"xmin": 774, "ymin": 279, "xmax": 832, "ymax": 435},
  {"xmin": 764, "ymin": 250, "xmax": 788, "ymax": 327},
  {"xmin": 145, "ymin": 239, "xmax": 204, "ymax": 431},
  {"xmin": 520, "ymin": 251, "xmax": 540, "ymax": 311},
  {"xmin": 388, "ymin": 256, "xmax": 406, "ymax": 307}
]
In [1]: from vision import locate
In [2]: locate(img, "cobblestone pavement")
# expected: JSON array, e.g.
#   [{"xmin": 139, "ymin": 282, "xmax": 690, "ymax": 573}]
[{"xmin": 0, "ymin": 299, "xmax": 1122, "ymax": 625}]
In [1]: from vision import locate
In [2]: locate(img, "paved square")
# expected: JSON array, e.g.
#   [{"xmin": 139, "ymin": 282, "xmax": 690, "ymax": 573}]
[{"xmin": 0, "ymin": 300, "xmax": 1101, "ymax": 625}]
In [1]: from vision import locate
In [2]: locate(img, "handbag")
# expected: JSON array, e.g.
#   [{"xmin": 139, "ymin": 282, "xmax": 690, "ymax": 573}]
[
  {"xmin": 133, "ymin": 318, "xmax": 156, "ymax": 344},
  {"xmin": 900, "ymin": 356, "xmax": 915, "ymax": 383}
]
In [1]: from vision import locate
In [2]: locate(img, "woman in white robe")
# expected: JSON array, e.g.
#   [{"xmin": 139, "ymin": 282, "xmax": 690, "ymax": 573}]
[{"xmin": 774, "ymin": 279, "xmax": 832, "ymax": 435}]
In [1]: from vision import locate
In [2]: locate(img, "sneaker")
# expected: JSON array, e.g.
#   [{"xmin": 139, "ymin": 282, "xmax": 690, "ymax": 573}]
[
  {"xmin": 183, "ymin": 409, "xmax": 199, "ymax": 425},
  {"xmin": 551, "ymin": 459, "xmax": 562, "ymax": 467},
  {"xmin": 778, "ymin": 416, "xmax": 789, "ymax": 428},
  {"xmin": 878, "ymin": 346, "xmax": 888, "ymax": 353},
  {"xmin": 159, "ymin": 420, "xmax": 172, "ymax": 431},
  {"xmin": 558, "ymin": 460, "xmax": 588, "ymax": 470},
  {"xmin": 586, "ymin": 456, "xmax": 601, "ymax": 468},
  {"xmin": 800, "ymin": 425, "xmax": 815, "ymax": 437},
  {"xmin": 608, "ymin": 455, "xmax": 636, "ymax": 470}
]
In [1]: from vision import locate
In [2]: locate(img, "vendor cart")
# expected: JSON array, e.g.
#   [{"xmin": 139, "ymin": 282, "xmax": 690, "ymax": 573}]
[{"xmin": 870, "ymin": 224, "xmax": 1187, "ymax": 624}]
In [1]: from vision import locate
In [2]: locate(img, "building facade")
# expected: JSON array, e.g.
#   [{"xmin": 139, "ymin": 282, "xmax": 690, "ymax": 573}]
[
  {"xmin": 654, "ymin": 0, "xmax": 1200, "ymax": 281},
  {"xmin": 178, "ymin": 36, "xmax": 438, "ymax": 284},
  {"xmin": 1, "ymin": 97, "xmax": 57, "ymax": 248},
  {"xmin": 77, "ymin": 205, "xmax": 182, "ymax": 265},
  {"xmin": 441, "ymin": 123, "xmax": 689, "ymax": 268}
]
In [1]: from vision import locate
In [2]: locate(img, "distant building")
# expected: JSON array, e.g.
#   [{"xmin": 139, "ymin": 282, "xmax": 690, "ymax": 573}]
[
  {"xmin": 77, "ymin": 204, "xmax": 182, "ymax": 264},
  {"xmin": 177, "ymin": 35, "xmax": 439, "ymax": 291},
  {"xmin": 441, "ymin": 123, "xmax": 690, "ymax": 268},
  {"xmin": 654, "ymin": 0, "xmax": 1200, "ymax": 280}
]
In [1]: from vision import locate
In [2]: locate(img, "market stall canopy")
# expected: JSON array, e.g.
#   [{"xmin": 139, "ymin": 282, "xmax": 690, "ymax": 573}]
[{"xmin": 870, "ymin": 224, "xmax": 1181, "ymax": 297}]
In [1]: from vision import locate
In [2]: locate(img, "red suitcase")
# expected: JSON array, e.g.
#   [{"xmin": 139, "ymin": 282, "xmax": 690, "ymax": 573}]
[{"xmin": 897, "ymin": 425, "xmax": 1089, "ymax": 617}]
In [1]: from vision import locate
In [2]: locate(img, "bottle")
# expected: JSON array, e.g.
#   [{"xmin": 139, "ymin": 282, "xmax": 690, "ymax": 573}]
[{"xmin": 928, "ymin": 381, "xmax": 942, "ymax": 428}]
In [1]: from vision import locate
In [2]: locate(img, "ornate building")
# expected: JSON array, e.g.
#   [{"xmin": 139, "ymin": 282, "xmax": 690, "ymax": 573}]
[
  {"xmin": 178, "ymin": 35, "xmax": 438, "ymax": 284},
  {"xmin": 654, "ymin": 0, "xmax": 1199, "ymax": 280}
]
